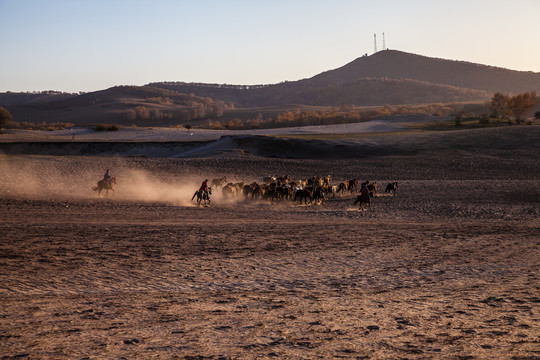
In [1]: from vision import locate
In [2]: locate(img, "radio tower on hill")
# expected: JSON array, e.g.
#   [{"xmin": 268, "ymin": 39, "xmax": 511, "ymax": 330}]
[
  {"xmin": 383, "ymin": 32, "xmax": 386, "ymax": 50},
  {"xmin": 374, "ymin": 33, "xmax": 377, "ymax": 53}
]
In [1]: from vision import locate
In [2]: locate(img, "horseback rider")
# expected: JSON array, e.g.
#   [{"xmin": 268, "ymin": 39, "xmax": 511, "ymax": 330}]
[
  {"xmin": 103, "ymin": 169, "xmax": 112, "ymax": 186},
  {"xmin": 200, "ymin": 179, "xmax": 209, "ymax": 197},
  {"xmin": 360, "ymin": 182, "xmax": 370, "ymax": 197}
]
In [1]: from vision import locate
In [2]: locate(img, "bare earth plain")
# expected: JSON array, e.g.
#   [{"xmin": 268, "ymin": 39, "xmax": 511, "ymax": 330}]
[{"xmin": 0, "ymin": 122, "xmax": 539, "ymax": 359}]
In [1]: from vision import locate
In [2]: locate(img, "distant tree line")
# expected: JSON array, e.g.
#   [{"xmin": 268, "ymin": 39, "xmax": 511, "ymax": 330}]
[
  {"xmin": 120, "ymin": 98, "xmax": 228, "ymax": 123},
  {"xmin": 489, "ymin": 91, "xmax": 537, "ymax": 123},
  {"xmin": 204, "ymin": 103, "xmax": 461, "ymax": 130}
]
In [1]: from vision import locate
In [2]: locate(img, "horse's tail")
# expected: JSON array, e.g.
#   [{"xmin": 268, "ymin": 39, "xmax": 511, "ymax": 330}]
[
  {"xmin": 191, "ymin": 191, "xmax": 197, "ymax": 201},
  {"xmin": 92, "ymin": 186, "xmax": 98, "ymax": 191}
]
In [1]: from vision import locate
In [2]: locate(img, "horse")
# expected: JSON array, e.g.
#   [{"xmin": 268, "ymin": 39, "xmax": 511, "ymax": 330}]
[
  {"xmin": 262, "ymin": 176, "xmax": 277, "ymax": 185},
  {"xmin": 93, "ymin": 176, "xmax": 116, "ymax": 197},
  {"xmin": 353, "ymin": 193, "xmax": 371, "ymax": 211},
  {"xmin": 348, "ymin": 178, "xmax": 359, "ymax": 193},
  {"xmin": 222, "ymin": 184, "xmax": 235, "ymax": 199},
  {"xmin": 211, "ymin": 176, "xmax": 227, "ymax": 189},
  {"xmin": 191, "ymin": 187, "xmax": 212, "ymax": 206},
  {"xmin": 337, "ymin": 181, "xmax": 349, "ymax": 196},
  {"xmin": 312, "ymin": 187, "xmax": 326, "ymax": 204},
  {"xmin": 385, "ymin": 181, "xmax": 398, "ymax": 196},
  {"xmin": 367, "ymin": 182, "xmax": 378, "ymax": 196},
  {"xmin": 294, "ymin": 189, "xmax": 313, "ymax": 205}
]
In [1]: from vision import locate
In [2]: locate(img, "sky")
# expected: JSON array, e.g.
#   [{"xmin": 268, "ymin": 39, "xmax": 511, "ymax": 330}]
[{"xmin": 1, "ymin": 0, "xmax": 539, "ymax": 93}]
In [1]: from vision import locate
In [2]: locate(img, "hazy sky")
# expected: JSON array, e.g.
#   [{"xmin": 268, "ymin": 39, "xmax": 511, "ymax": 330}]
[{"xmin": 1, "ymin": 0, "xmax": 539, "ymax": 93}]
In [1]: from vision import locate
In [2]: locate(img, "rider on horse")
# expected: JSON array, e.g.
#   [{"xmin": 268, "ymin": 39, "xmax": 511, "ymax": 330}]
[
  {"xmin": 103, "ymin": 169, "xmax": 112, "ymax": 186},
  {"xmin": 191, "ymin": 179, "xmax": 211, "ymax": 204},
  {"xmin": 360, "ymin": 182, "xmax": 370, "ymax": 197},
  {"xmin": 200, "ymin": 179, "xmax": 209, "ymax": 196}
]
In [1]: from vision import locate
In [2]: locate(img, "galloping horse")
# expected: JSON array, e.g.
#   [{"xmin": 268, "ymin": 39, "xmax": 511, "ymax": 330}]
[
  {"xmin": 211, "ymin": 177, "xmax": 227, "ymax": 189},
  {"xmin": 353, "ymin": 193, "xmax": 371, "ymax": 211},
  {"xmin": 93, "ymin": 176, "xmax": 116, "ymax": 197},
  {"xmin": 385, "ymin": 181, "xmax": 398, "ymax": 196},
  {"xmin": 191, "ymin": 187, "xmax": 212, "ymax": 206}
]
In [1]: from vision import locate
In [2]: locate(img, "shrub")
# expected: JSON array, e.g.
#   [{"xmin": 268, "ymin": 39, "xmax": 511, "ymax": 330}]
[
  {"xmin": 479, "ymin": 112, "xmax": 490, "ymax": 125},
  {"xmin": 94, "ymin": 124, "xmax": 120, "ymax": 131},
  {"xmin": 6, "ymin": 121, "xmax": 74, "ymax": 130},
  {"xmin": 454, "ymin": 113, "xmax": 462, "ymax": 127}
]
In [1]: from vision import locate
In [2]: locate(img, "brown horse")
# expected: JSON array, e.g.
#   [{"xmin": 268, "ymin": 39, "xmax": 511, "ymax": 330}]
[
  {"xmin": 368, "ymin": 182, "xmax": 378, "ymax": 196},
  {"xmin": 353, "ymin": 193, "xmax": 371, "ymax": 211},
  {"xmin": 294, "ymin": 189, "xmax": 313, "ymax": 205},
  {"xmin": 93, "ymin": 176, "xmax": 116, "ymax": 197}
]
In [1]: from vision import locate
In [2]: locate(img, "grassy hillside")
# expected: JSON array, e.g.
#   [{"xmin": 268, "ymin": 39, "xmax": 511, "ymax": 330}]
[
  {"xmin": 148, "ymin": 78, "xmax": 489, "ymax": 107},
  {"xmin": 1, "ymin": 86, "xmax": 230, "ymax": 127}
]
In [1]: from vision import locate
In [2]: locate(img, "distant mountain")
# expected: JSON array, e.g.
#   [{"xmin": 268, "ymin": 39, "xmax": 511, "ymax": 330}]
[
  {"xmin": 305, "ymin": 50, "xmax": 540, "ymax": 93},
  {"xmin": 149, "ymin": 50, "xmax": 539, "ymax": 106}
]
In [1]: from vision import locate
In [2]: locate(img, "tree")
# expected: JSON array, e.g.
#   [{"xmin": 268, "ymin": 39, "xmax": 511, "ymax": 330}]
[
  {"xmin": 489, "ymin": 92, "xmax": 509, "ymax": 119},
  {"xmin": 0, "ymin": 107, "xmax": 13, "ymax": 132},
  {"xmin": 479, "ymin": 112, "xmax": 490, "ymax": 125},
  {"xmin": 135, "ymin": 106, "xmax": 149, "ymax": 119},
  {"xmin": 121, "ymin": 109, "xmax": 136, "ymax": 121},
  {"xmin": 454, "ymin": 112, "xmax": 463, "ymax": 127},
  {"xmin": 506, "ymin": 91, "xmax": 537, "ymax": 124}
]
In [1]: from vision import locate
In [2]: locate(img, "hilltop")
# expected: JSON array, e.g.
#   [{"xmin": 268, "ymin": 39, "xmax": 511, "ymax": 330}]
[
  {"xmin": 305, "ymin": 50, "xmax": 540, "ymax": 93},
  {"xmin": 149, "ymin": 50, "xmax": 539, "ymax": 107}
]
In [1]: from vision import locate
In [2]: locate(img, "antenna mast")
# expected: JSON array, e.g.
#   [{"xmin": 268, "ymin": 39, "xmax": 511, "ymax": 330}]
[
  {"xmin": 374, "ymin": 33, "xmax": 377, "ymax": 53},
  {"xmin": 383, "ymin": 32, "xmax": 386, "ymax": 50}
]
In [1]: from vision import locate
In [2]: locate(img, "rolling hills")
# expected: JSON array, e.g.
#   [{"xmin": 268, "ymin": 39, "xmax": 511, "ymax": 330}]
[
  {"xmin": 149, "ymin": 50, "xmax": 539, "ymax": 107},
  {"xmin": 1, "ymin": 50, "xmax": 539, "ymax": 126}
]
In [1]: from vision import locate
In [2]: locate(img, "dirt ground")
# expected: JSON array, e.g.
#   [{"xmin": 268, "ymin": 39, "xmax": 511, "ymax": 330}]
[{"xmin": 0, "ymin": 140, "xmax": 539, "ymax": 359}]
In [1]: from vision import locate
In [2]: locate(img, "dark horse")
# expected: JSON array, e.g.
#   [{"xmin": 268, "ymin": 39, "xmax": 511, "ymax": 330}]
[
  {"xmin": 385, "ymin": 181, "xmax": 398, "ymax": 196},
  {"xmin": 191, "ymin": 187, "xmax": 212, "ymax": 206},
  {"xmin": 93, "ymin": 176, "xmax": 116, "ymax": 197},
  {"xmin": 353, "ymin": 193, "xmax": 371, "ymax": 211}
]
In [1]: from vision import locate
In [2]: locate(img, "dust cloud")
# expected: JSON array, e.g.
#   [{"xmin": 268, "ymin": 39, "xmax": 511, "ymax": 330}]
[{"xmin": 0, "ymin": 155, "xmax": 203, "ymax": 206}]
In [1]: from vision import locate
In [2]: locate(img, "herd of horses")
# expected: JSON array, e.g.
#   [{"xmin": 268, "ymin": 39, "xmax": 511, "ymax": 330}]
[
  {"xmin": 92, "ymin": 174, "xmax": 398, "ymax": 210},
  {"xmin": 205, "ymin": 175, "xmax": 398, "ymax": 210}
]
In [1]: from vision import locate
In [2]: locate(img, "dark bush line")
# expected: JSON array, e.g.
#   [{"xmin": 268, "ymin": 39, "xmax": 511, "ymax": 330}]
[{"xmin": 94, "ymin": 124, "xmax": 120, "ymax": 131}]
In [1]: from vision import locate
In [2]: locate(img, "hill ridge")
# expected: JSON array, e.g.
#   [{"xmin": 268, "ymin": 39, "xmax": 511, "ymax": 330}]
[
  {"xmin": 305, "ymin": 50, "xmax": 540, "ymax": 93},
  {"xmin": 2, "ymin": 50, "xmax": 539, "ymax": 125}
]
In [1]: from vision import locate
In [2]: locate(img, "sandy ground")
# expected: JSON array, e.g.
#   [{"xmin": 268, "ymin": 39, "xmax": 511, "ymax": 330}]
[{"xmin": 0, "ymin": 124, "xmax": 539, "ymax": 359}]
